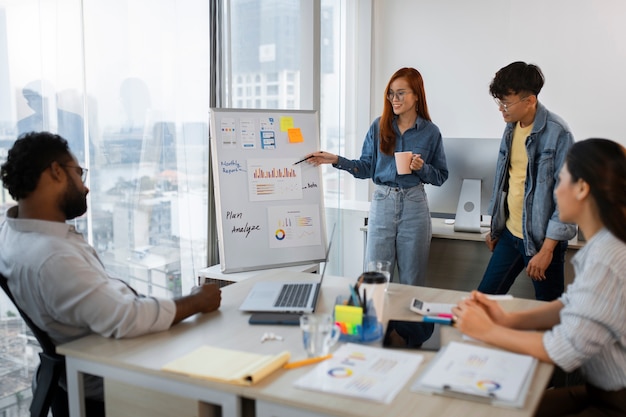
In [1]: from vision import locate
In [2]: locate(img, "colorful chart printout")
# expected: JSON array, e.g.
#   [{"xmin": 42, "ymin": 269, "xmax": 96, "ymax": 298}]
[
  {"xmin": 267, "ymin": 204, "xmax": 321, "ymax": 248},
  {"xmin": 248, "ymin": 158, "xmax": 303, "ymax": 202}
]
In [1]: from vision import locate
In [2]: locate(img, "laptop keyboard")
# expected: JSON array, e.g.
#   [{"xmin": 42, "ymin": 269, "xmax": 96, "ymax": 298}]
[{"xmin": 274, "ymin": 283, "xmax": 313, "ymax": 308}]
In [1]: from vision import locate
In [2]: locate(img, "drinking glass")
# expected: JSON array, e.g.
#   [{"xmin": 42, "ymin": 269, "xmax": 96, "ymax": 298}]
[{"xmin": 299, "ymin": 314, "xmax": 341, "ymax": 358}]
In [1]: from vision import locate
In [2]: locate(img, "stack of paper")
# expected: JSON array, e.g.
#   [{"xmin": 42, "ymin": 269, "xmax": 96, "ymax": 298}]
[
  {"xmin": 293, "ymin": 343, "xmax": 424, "ymax": 404},
  {"xmin": 411, "ymin": 341, "xmax": 537, "ymax": 408},
  {"xmin": 162, "ymin": 345, "xmax": 290, "ymax": 386}
]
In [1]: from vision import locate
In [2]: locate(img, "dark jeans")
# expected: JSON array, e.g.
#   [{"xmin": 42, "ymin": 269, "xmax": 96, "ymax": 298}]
[
  {"xmin": 477, "ymin": 228, "xmax": 567, "ymax": 301},
  {"xmin": 535, "ymin": 384, "xmax": 626, "ymax": 417}
]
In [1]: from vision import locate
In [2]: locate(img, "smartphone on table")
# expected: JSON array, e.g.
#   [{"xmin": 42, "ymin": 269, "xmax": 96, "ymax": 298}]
[{"xmin": 382, "ymin": 320, "xmax": 441, "ymax": 351}]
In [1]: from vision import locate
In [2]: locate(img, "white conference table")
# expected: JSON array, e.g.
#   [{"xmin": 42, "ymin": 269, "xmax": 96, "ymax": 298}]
[{"xmin": 58, "ymin": 270, "xmax": 553, "ymax": 417}]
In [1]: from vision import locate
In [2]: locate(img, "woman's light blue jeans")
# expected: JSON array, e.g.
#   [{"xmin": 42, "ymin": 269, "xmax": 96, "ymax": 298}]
[{"xmin": 366, "ymin": 184, "xmax": 431, "ymax": 286}]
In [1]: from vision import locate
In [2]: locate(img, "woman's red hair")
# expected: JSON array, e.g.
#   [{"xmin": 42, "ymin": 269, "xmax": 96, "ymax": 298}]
[{"xmin": 380, "ymin": 67, "xmax": 431, "ymax": 155}]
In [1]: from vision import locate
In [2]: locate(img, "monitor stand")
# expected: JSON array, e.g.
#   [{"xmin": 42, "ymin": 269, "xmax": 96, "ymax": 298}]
[{"xmin": 454, "ymin": 179, "xmax": 481, "ymax": 233}]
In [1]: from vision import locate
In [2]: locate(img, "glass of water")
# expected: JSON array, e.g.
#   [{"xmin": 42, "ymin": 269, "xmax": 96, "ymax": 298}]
[{"xmin": 299, "ymin": 314, "xmax": 341, "ymax": 357}]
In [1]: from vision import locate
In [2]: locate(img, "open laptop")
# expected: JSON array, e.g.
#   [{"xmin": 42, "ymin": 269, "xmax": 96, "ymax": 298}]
[{"xmin": 239, "ymin": 225, "xmax": 335, "ymax": 314}]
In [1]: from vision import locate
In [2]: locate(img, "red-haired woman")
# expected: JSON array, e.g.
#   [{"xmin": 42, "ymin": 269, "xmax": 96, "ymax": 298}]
[{"xmin": 307, "ymin": 67, "xmax": 448, "ymax": 286}]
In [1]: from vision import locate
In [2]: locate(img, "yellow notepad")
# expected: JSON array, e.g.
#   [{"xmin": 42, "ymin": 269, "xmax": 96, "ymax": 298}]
[{"xmin": 162, "ymin": 346, "xmax": 290, "ymax": 386}]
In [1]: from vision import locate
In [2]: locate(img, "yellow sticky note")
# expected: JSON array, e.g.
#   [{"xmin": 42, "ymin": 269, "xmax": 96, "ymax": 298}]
[
  {"xmin": 280, "ymin": 116, "xmax": 294, "ymax": 131},
  {"xmin": 288, "ymin": 128, "xmax": 304, "ymax": 143},
  {"xmin": 334, "ymin": 305, "xmax": 363, "ymax": 325}
]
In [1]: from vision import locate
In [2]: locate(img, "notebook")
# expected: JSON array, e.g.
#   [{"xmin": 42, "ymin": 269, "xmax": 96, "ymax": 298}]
[
  {"xmin": 239, "ymin": 225, "xmax": 334, "ymax": 313},
  {"xmin": 162, "ymin": 345, "xmax": 290, "ymax": 386}
]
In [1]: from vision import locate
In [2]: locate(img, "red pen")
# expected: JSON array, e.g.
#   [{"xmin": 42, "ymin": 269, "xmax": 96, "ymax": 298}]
[{"xmin": 437, "ymin": 313, "xmax": 454, "ymax": 319}]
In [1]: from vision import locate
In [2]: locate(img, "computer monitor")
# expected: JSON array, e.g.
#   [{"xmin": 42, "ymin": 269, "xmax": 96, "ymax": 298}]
[{"xmin": 424, "ymin": 137, "xmax": 501, "ymax": 232}]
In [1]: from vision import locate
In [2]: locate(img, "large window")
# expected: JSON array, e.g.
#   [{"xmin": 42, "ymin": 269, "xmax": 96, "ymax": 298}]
[
  {"xmin": 225, "ymin": 0, "xmax": 369, "ymax": 275},
  {"xmin": 81, "ymin": 0, "xmax": 211, "ymax": 299},
  {"xmin": 0, "ymin": 0, "xmax": 210, "ymax": 414},
  {"xmin": 1, "ymin": 1, "xmax": 87, "ymax": 414},
  {"xmin": 226, "ymin": 0, "xmax": 369, "ymax": 203},
  {"xmin": 227, "ymin": 0, "xmax": 308, "ymax": 110},
  {"xmin": 0, "ymin": 0, "xmax": 368, "ymax": 414}
]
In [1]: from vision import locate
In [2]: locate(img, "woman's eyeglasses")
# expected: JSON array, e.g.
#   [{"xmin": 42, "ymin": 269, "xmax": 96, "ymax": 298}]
[{"xmin": 387, "ymin": 90, "xmax": 413, "ymax": 102}]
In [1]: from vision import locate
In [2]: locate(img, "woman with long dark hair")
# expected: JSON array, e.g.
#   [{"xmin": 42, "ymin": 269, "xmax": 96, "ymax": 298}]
[{"xmin": 453, "ymin": 138, "xmax": 626, "ymax": 416}]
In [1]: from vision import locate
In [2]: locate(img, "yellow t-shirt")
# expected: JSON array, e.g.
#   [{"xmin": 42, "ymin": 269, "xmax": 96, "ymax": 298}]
[{"xmin": 506, "ymin": 122, "xmax": 533, "ymax": 238}]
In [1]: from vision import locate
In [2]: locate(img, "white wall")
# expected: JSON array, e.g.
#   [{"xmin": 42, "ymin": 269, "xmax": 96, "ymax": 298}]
[{"xmin": 371, "ymin": 0, "xmax": 626, "ymax": 147}]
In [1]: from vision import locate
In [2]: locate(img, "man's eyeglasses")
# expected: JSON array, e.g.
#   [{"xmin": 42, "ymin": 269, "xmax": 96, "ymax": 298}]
[
  {"xmin": 387, "ymin": 90, "xmax": 412, "ymax": 102},
  {"xmin": 61, "ymin": 164, "xmax": 88, "ymax": 183},
  {"xmin": 494, "ymin": 96, "xmax": 530, "ymax": 112}
]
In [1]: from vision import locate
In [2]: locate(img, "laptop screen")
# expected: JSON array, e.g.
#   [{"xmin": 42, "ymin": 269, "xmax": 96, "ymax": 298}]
[{"xmin": 318, "ymin": 223, "xmax": 335, "ymax": 285}]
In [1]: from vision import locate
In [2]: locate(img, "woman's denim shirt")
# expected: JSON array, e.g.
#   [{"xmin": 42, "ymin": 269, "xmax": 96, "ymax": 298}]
[
  {"xmin": 333, "ymin": 116, "xmax": 448, "ymax": 189},
  {"xmin": 488, "ymin": 102, "xmax": 577, "ymax": 255}
]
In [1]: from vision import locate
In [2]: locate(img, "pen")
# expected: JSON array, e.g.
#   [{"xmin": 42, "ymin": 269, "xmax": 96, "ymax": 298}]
[
  {"xmin": 362, "ymin": 288, "xmax": 367, "ymax": 312},
  {"xmin": 283, "ymin": 354, "xmax": 332, "ymax": 369},
  {"xmin": 423, "ymin": 316, "xmax": 454, "ymax": 325},
  {"xmin": 349, "ymin": 285, "xmax": 361, "ymax": 307},
  {"xmin": 293, "ymin": 155, "xmax": 314, "ymax": 165}
]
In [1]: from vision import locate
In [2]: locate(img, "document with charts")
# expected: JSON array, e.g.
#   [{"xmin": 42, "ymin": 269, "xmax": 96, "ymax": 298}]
[
  {"xmin": 293, "ymin": 343, "xmax": 424, "ymax": 404},
  {"xmin": 411, "ymin": 341, "xmax": 537, "ymax": 408}
]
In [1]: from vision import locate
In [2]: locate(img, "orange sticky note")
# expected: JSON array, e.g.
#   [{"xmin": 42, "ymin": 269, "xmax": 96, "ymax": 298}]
[{"xmin": 288, "ymin": 128, "xmax": 304, "ymax": 143}]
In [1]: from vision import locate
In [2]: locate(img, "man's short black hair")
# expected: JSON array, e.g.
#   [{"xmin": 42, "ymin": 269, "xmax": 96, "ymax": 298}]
[
  {"xmin": 489, "ymin": 61, "xmax": 545, "ymax": 99},
  {"xmin": 1, "ymin": 131, "xmax": 72, "ymax": 200}
]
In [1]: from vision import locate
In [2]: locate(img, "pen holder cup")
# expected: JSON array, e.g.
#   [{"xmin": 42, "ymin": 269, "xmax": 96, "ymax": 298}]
[{"xmin": 333, "ymin": 296, "xmax": 383, "ymax": 343}]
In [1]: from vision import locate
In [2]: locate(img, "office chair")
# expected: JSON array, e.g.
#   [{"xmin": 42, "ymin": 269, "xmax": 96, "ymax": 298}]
[{"xmin": 0, "ymin": 273, "xmax": 67, "ymax": 417}]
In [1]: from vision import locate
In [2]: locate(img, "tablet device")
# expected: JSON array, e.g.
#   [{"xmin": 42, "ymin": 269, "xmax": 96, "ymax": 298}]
[
  {"xmin": 248, "ymin": 312, "xmax": 302, "ymax": 325},
  {"xmin": 382, "ymin": 320, "xmax": 441, "ymax": 351}
]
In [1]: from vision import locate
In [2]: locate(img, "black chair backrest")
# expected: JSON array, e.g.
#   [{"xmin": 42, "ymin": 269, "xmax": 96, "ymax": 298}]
[
  {"xmin": 0, "ymin": 273, "xmax": 66, "ymax": 417},
  {"xmin": 0, "ymin": 273, "xmax": 57, "ymax": 353}
]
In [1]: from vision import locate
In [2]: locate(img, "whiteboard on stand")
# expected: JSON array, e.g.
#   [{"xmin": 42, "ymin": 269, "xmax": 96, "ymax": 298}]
[{"xmin": 209, "ymin": 108, "xmax": 327, "ymax": 273}]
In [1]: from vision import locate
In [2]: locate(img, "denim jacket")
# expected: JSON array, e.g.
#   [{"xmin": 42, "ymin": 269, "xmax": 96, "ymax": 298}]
[
  {"xmin": 489, "ymin": 102, "xmax": 577, "ymax": 255},
  {"xmin": 333, "ymin": 116, "xmax": 448, "ymax": 188}
]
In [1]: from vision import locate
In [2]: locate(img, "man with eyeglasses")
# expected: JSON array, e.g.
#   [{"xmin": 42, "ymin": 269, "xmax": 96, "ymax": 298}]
[
  {"xmin": 477, "ymin": 61, "xmax": 577, "ymax": 302},
  {"xmin": 0, "ymin": 132, "xmax": 222, "ymax": 416}
]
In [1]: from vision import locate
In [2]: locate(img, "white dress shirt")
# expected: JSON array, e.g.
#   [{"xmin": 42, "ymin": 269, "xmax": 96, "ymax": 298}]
[
  {"xmin": 543, "ymin": 228, "xmax": 626, "ymax": 391},
  {"xmin": 1, "ymin": 206, "xmax": 177, "ymax": 398}
]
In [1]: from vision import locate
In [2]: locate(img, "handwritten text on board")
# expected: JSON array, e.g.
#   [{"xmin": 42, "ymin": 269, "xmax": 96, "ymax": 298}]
[
  {"xmin": 221, "ymin": 160, "xmax": 245, "ymax": 174},
  {"xmin": 226, "ymin": 210, "xmax": 261, "ymax": 238}
]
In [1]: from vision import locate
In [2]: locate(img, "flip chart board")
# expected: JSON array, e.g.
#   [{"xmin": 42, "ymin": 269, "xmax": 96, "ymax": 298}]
[{"xmin": 209, "ymin": 108, "xmax": 327, "ymax": 273}]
